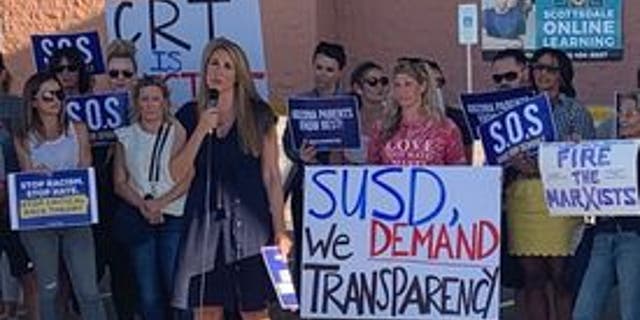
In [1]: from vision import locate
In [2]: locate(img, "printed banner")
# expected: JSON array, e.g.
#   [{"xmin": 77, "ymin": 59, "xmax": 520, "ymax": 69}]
[
  {"xmin": 481, "ymin": 0, "xmax": 624, "ymax": 61},
  {"xmin": 65, "ymin": 92, "xmax": 130, "ymax": 145},
  {"xmin": 302, "ymin": 166, "xmax": 502, "ymax": 319},
  {"xmin": 461, "ymin": 87, "xmax": 535, "ymax": 140},
  {"xmin": 261, "ymin": 246, "xmax": 299, "ymax": 311},
  {"xmin": 288, "ymin": 96, "xmax": 361, "ymax": 151},
  {"xmin": 105, "ymin": 0, "xmax": 268, "ymax": 109},
  {"xmin": 539, "ymin": 140, "xmax": 640, "ymax": 216},
  {"xmin": 31, "ymin": 31, "xmax": 106, "ymax": 74},
  {"xmin": 478, "ymin": 94, "xmax": 556, "ymax": 165},
  {"xmin": 536, "ymin": 0, "xmax": 623, "ymax": 60},
  {"xmin": 8, "ymin": 168, "xmax": 99, "ymax": 231}
]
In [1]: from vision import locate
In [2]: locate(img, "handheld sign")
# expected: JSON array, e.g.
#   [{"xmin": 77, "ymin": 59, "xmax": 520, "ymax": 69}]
[
  {"xmin": 31, "ymin": 31, "xmax": 105, "ymax": 74},
  {"xmin": 479, "ymin": 94, "xmax": 556, "ymax": 165},
  {"xmin": 302, "ymin": 166, "xmax": 502, "ymax": 319},
  {"xmin": 539, "ymin": 140, "xmax": 640, "ymax": 217},
  {"xmin": 8, "ymin": 168, "xmax": 99, "ymax": 231},
  {"xmin": 288, "ymin": 96, "xmax": 361, "ymax": 151},
  {"xmin": 461, "ymin": 87, "xmax": 534, "ymax": 139},
  {"xmin": 65, "ymin": 92, "xmax": 130, "ymax": 146},
  {"xmin": 261, "ymin": 246, "xmax": 299, "ymax": 311},
  {"xmin": 458, "ymin": 4, "xmax": 479, "ymax": 45}
]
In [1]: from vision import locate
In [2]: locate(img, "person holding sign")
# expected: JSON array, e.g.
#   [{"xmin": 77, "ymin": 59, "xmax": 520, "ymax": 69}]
[
  {"xmin": 505, "ymin": 47, "xmax": 595, "ymax": 320},
  {"xmin": 48, "ymin": 47, "xmax": 93, "ymax": 96},
  {"xmin": 113, "ymin": 76, "xmax": 189, "ymax": 320},
  {"xmin": 13, "ymin": 72, "xmax": 106, "ymax": 320},
  {"xmin": 367, "ymin": 60, "xmax": 466, "ymax": 165},
  {"xmin": 171, "ymin": 38, "xmax": 291, "ymax": 320},
  {"xmin": 572, "ymin": 92, "xmax": 640, "ymax": 320},
  {"xmin": 282, "ymin": 41, "xmax": 347, "ymax": 292}
]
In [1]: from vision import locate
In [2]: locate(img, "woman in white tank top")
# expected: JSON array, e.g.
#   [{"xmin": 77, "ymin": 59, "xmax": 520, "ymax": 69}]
[
  {"xmin": 113, "ymin": 76, "xmax": 190, "ymax": 320},
  {"xmin": 13, "ymin": 72, "xmax": 106, "ymax": 320}
]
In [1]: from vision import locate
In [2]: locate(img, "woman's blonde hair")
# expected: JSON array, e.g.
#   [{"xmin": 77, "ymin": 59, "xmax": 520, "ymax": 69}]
[
  {"xmin": 106, "ymin": 39, "xmax": 138, "ymax": 72},
  {"xmin": 380, "ymin": 61, "xmax": 444, "ymax": 141},
  {"xmin": 196, "ymin": 37, "xmax": 274, "ymax": 156},
  {"xmin": 131, "ymin": 75, "xmax": 173, "ymax": 124}
]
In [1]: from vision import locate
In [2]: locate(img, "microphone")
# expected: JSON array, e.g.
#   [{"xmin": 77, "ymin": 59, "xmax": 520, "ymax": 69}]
[
  {"xmin": 207, "ymin": 88, "xmax": 219, "ymax": 109},
  {"xmin": 207, "ymin": 88, "xmax": 219, "ymax": 134}
]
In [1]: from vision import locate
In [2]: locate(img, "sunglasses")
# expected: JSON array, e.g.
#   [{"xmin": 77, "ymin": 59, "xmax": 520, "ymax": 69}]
[
  {"xmin": 108, "ymin": 69, "xmax": 135, "ymax": 79},
  {"xmin": 364, "ymin": 76, "xmax": 389, "ymax": 87},
  {"xmin": 53, "ymin": 64, "xmax": 79, "ymax": 73},
  {"xmin": 492, "ymin": 71, "xmax": 519, "ymax": 84},
  {"xmin": 39, "ymin": 90, "xmax": 65, "ymax": 102},
  {"xmin": 532, "ymin": 64, "xmax": 561, "ymax": 73}
]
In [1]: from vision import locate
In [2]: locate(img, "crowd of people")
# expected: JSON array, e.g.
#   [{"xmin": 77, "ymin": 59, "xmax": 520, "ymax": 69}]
[{"xmin": 0, "ymin": 34, "xmax": 635, "ymax": 320}]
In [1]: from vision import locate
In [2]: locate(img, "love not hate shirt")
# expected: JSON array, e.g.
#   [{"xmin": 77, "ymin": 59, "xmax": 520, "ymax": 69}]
[{"xmin": 367, "ymin": 117, "xmax": 467, "ymax": 166}]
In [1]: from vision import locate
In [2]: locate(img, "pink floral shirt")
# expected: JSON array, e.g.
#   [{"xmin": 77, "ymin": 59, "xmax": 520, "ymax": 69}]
[{"xmin": 367, "ymin": 117, "xmax": 466, "ymax": 165}]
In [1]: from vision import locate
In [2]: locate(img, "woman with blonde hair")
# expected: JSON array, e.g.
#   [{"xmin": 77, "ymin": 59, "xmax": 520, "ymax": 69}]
[
  {"xmin": 367, "ymin": 60, "xmax": 466, "ymax": 165},
  {"xmin": 113, "ymin": 76, "xmax": 190, "ymax": 320},
  {"xmin": 171, "ymin": 37, "xmax": 291, "ymax": 320}
]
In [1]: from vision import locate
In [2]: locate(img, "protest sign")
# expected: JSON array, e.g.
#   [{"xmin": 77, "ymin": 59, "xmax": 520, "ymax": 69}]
[
  {"xmin": 65, "ymin": 92, "xmax": 130, "ymax": 146},
  {"xmin": 539, "ymin": 140, "xmax": 640, "ymax": 216},
  {"xmin": 481, "ymin": 0, "xmax": 623, "ymax": 60},
  {"xmin": 478, "ymin": 94, "xmax": 556, "ymax": 165},
  {"xmin": 105, "ymin": 0, "xmax": 268, "ymax": 109},
  {"xmin": 461, "ymin": 87, "xmax": 534, "ymax": 139},
  {"xmin": 8, "ymin": 168, "xmax": 99, "ymax": 231},
  {"xmin": 288, "ymin": 96, "xmax": 361, "ymax": 151},
  {"xmin": 261, "ymin": 246, "xmax": 299, "ymax": 311},
  {"xmin": 301, "ymin": 166, "xmax": 502, "ymax": 319},
  {"xmin": 536, "ymin": 0, "xmax": 623, "ymax": 60},
  {"xmin": 31, "ymin": 31, "xmax": 105, "ymax": 74}
]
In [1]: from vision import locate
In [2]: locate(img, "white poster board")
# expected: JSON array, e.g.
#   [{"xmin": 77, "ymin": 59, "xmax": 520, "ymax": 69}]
[
  {"xmin": 105, "ymin": 0, "xmax": 268, "ymax": 109},
  {"xmin": 539, "ymin": 140, "xmax": 640, "ymax": 216},
  {"xmin": 302, "ymin": 166, "xmax": 502, "ymax": 319}
]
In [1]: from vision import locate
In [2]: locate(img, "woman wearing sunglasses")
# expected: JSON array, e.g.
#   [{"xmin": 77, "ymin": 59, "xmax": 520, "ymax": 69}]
[
  {"xmin": 347, "ymin": 61, "xmax": 389, "ymax": 163},
  {"xmin": 367, "ymin": 60, "xmax": 466, "ymax": 166},
  {"xmin": 48, "ymin": 47, "xmax": 92, "ymax": 96},
  {"xmin": 106, "ymin": 40, "xmax": 138, "ymax": 93},
  {"xmin": 90, "ymin": 39, "xmax": 140, "ymax": 320},
  {"xmin": 505, "ymin": 47, "xmax": 595, "ymax": 320},
  {"xmin": 13, "ymin": 72, "xmax": 106, "ymax": 320}
]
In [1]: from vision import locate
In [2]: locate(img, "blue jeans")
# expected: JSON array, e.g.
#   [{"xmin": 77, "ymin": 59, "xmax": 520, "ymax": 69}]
[
  {"xmin": 573, "ymin": 231, "xmax": 640, "ymax": 320},
  {"xmin": 20, "ymin": 227, "xmax": 106, "ymax": 320},
  {"xmin": 129, "ymin": 216, "xmax": 184, "ymax": 320}
]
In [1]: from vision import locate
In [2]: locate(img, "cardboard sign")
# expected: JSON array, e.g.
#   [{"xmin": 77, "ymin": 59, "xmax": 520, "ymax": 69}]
[
  {"xmin": 301, "ymin": 166, "xmax": 502, "ymax": 319},
  {"xmin": 479, "ymin": 94, "xmax": 556, "ymax": 165},
  {"xmin": 9, "ymin": 168, "xmax": 99, "ymax": 231},
  {"xmin": 539, "ymin": 140, "xmax": 640, "ymax": 216},
  {"xmin": 105, "ymin": 0, "xmax": 268, "ymax": 108},
  {"xmin": 31, "ymin": 31, "xmax": 105, "ymax": 74},
  {"xmin": 65, "ymin": 92, "xmax": 130, "ymax": 145},
  {"xmin": 288, "ymin": 95, "xmax": 361, "ymax": 151}
]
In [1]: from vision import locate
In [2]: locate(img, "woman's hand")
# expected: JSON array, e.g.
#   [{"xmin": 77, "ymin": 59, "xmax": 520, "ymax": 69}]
[
  {"xmin": 275, "ymin": 231, "xmax": 293, "ymax": 260},
  {"xmin": 300, "ymin": 141, "xmax": 318, "ymax": 164},
  {"xmin": 196, "ymin": 108, "xmax": 219, "ymax": 135}
]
